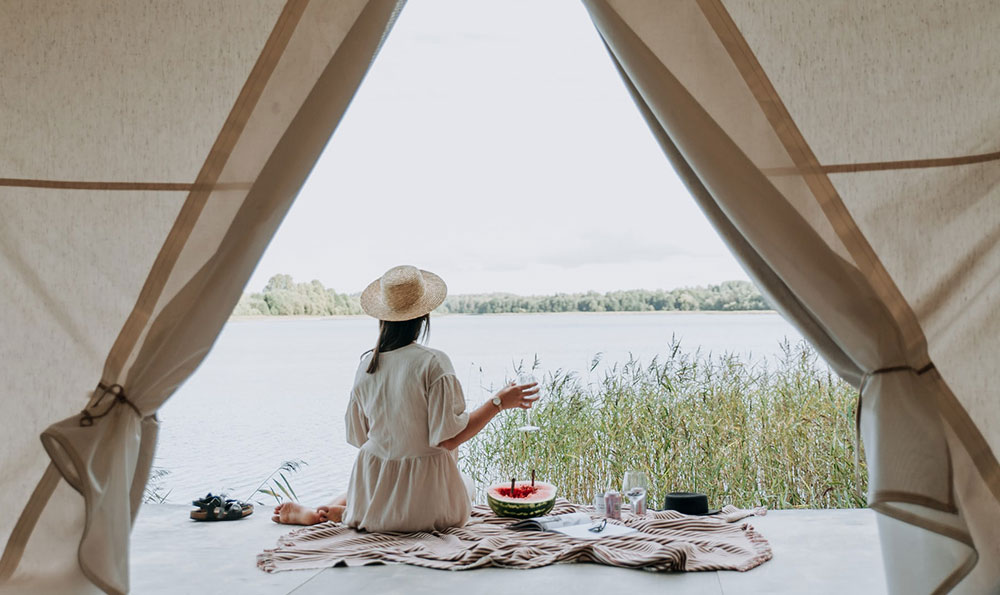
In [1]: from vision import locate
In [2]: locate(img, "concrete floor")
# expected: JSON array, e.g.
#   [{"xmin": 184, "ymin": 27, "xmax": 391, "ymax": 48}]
[{"xmin": 131, "ymin": 504, "xmax": 887, "ymax": 594}]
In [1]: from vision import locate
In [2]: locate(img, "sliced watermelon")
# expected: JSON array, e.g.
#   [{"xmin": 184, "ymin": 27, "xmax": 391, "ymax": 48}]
[{"xmin": 487, "ymin": 481, "xmax": 557, "ymax": 518}]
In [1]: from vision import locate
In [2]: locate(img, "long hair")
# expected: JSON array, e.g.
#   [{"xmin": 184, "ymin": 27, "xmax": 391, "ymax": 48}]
[{"xmin": 364, "ymin": 314, "xmax": 430, "ymax": 374}]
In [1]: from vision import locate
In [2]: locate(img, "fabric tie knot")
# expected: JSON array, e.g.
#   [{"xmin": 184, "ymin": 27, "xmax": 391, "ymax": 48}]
[{"xmin": 79, "ymin": 383, "xmax": 142, "ymax": 427}]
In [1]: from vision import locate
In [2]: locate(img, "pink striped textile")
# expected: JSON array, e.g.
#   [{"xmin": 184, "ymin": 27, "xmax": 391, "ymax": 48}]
[{"xmin": 257, "ymin": 499, "xmax": 771, "ymax": 574}]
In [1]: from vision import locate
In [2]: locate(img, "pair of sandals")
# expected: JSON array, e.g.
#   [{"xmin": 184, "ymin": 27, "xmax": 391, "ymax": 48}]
[{"xmin": 190, "ymin": 493, "xmax": 254, "ymax": 521}]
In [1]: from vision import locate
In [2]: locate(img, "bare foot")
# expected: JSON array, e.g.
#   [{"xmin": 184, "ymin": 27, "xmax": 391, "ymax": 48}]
[
  {"xmin": 271, "ymin": 502, "xmax": 322, "ymax": 525},
  {"xmin": 316, "ymin": 505, "xmax": 345, "ymax": 523}
]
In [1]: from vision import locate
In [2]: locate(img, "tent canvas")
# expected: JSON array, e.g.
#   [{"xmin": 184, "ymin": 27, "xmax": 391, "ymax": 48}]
[{"xmin": 1, "ymin": 0, "xmax": 998, "ymax": 593}]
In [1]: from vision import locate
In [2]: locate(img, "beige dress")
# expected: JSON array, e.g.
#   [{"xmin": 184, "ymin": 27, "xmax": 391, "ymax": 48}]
[{"xmin": 343, "ymin": 343, "xmax": 473, "ymax": 532}]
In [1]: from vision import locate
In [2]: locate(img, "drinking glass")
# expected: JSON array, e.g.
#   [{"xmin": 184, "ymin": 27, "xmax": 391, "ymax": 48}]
[
  {"xmin": 515, "ymin": 372, "xmax": 540, "ymax": 432},
  {"xmin": 622, "ymin": 470, "xmax": 649, "ymax": 514}
]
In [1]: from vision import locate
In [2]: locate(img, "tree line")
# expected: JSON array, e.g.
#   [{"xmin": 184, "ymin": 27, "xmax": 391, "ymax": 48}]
[
  {"xmin": 233, "ymin": 274, "xmax": 363, "ymax": 316},
  {"xmin": 233, "ymin": 275, "xmax": 770, "ymax": 317}
]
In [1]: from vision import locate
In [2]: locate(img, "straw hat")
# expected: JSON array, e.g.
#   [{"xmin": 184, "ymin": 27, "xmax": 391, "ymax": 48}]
[{"xmin": 360, "ymin": 265, "xmax": 447, "ymax": 321}]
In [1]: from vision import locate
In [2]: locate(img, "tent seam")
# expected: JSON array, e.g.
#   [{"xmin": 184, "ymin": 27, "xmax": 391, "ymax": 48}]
[
  {"xmin": 761, "ymin": 148, "xmax": 1000, "ymax": 176},
  {"xmin": 0, "ymin": 178, "xmax": 253, "ymax": 191}
]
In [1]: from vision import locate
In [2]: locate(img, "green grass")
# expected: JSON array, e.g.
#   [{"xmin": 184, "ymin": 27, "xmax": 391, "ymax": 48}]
[
  {"xmin": 460, "ymin": 340, "xmax": 866, "ymax": 510},
  {"xmin": 249, "ymin": 459, "xmax": 308, "ymax": 505},
  {"xmin": 142, "ymin": 466, "xmax": 172, "ymax": 504}
]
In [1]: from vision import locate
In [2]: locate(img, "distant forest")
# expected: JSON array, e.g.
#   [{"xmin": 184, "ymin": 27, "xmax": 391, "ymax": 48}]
[{"xmin": 232, "ymin": 274, "xmax": 770, "ymax": 317}]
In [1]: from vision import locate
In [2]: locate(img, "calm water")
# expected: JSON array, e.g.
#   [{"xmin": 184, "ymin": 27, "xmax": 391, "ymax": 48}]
[{"xmin": 154, "ymin": 312, "xmax": 803, "ymax": 505}]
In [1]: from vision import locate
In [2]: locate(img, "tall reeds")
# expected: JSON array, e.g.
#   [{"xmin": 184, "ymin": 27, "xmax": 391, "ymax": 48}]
[{"xmin": 461, "ymin": 340, "xmax": 866, "ymax": 509}]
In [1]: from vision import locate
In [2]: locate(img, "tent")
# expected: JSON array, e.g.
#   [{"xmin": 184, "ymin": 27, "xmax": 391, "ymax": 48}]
[{"xmin": 1, "ymin": 1, "xmax": 997, "ymax": 593}]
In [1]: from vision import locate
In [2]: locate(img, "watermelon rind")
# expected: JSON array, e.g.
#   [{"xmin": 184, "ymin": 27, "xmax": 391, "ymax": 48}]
[{"xmin": 487, "ymin": 481, "xmax": 557, "ymax": 518}]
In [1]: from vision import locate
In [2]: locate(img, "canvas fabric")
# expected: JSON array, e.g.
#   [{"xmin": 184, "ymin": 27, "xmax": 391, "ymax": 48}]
[
  {"xmin": 2, "ymin": 1, "xmax": 998, "ymax": 593},
  {"xmin": 0, "ymin": 2, "xmax": 404, "ymax": 593},
  {"xmin": 581, "ymin": 1, "xmax": 1000, "ymax": 592}
]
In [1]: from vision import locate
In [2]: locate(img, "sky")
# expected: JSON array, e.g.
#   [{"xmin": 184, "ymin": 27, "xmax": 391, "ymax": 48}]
[{"xmin": 244, "ymin": 0, "xmax": 749, "ymax": 296}]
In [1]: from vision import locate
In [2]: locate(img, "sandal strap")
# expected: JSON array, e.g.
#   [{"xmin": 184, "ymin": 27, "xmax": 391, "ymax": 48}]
[
  {"xmin": 222, "ymin": 501, "xmax": 244, "ymax": 519},
  {"xmin": 192, "ymin": 493, "xmax": 221, "ymax": 508},
  {"xmin": 205, "ymin": 500, "xmax": 233, "ymax": 520},
  {"xmin": 194, "ymin": 496, "xmax": 227, "ymax": 518}
]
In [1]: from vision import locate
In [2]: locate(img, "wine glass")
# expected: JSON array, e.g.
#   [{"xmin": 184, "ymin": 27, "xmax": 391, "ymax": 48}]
[
  {"xmin": 515, "ymin": 372, "xmax": 540, "ymax": 433},
  {"xmin": 622, "ymin": 470, "xmax": 649, "ymax": 514}
]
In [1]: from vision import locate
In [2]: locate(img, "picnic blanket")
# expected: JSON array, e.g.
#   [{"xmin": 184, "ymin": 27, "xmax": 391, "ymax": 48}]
[{"xmin": 257, "ymin": 499, "xmax": 771, "ymax": 574}]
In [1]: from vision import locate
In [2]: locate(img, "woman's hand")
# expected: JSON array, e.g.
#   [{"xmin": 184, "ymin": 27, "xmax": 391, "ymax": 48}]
[
  {"xmin": 437, "ymin": 380, "xmax": 542, "ymax": 450},
  {"xmin": 495, "ymin": 380, "xmax": 540, "ymax": 410}
]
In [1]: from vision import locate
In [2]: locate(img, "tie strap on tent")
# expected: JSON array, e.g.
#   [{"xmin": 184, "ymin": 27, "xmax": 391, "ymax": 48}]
[
  {"xmin": 79, "ymin": 383, "xmax": 142, "ymax": 427},
  {"xmin": 854, "ymin": 363, "xmax": 936, "ymax": 499}
]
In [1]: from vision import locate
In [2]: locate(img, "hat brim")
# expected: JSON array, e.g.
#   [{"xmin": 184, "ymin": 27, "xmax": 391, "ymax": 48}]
[
  {"xmin": 662, "ymin": 508, "xmax": 721, "ymax": 516},
  {"xmin": 360, "ymin": 269, "xmax": 447, "ymax": 321}
]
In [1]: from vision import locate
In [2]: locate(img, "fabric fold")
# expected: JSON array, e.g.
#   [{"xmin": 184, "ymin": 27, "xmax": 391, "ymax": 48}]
[
  {"xmin": 259, "ymin": 500, "xmax": 771, "ymax": 573},
  {"xmin": 426, "ymin": 375, "xmax": 469, "ymax": 447}
]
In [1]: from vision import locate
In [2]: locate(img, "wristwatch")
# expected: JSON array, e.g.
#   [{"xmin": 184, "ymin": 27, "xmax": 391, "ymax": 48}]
[{"xmin": 491, "ymin": 395, "xmax": 502, "ymax": 409}]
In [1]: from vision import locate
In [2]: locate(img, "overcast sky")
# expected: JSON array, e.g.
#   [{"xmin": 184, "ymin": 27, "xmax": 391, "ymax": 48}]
[{"xmin": 245, "ymin": 0, "xmax": 749, "ymax": 295}]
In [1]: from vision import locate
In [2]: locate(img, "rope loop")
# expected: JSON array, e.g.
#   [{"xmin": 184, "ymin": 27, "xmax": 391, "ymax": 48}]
[{"xmin": 79, "ymin": 383, "xmax": 142, "ymax": 427}]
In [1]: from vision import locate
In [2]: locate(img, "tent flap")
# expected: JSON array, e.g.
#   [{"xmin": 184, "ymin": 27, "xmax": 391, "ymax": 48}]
[
  {"xmin": 0, "ymin": 1, "xmax": 404, "ymax": 592},
  {"xmin": 584, "ymin": 0, "xmax": 1000, "ymax": 591}
]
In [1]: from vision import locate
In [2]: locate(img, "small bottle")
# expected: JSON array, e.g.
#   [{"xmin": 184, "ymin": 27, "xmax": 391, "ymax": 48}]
[
  {"xmin": 593, "ymin": 490, "xmax": 607, "ymax": 514},
  {"xmin": 604, "ymin": 490, "xmax": 622, "ymax": 520},
  {"xmin": 628, "ymin": 488, "xmax": 647, "ymax": 515}
]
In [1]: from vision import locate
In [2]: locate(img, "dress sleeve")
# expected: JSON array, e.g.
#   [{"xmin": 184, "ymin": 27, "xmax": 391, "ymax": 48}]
[
  {"xmin": 345, "ymin": 394, "xmax": 369, "ymax": 448},
  {"xmin": 426, "ymin": 374, "xmax": 470, "ymax": 447}
]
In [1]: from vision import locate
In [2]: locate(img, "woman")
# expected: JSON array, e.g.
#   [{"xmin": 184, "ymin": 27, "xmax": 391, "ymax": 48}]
[{"xmin": 273, "ymin": 265, "xmax": 539, "ymax": 531}]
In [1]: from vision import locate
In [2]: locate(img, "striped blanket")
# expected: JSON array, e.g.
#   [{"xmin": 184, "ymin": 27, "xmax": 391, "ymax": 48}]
[{"xmin": 257, "ymin": 500, "xmax": 771, "ymax": 574}]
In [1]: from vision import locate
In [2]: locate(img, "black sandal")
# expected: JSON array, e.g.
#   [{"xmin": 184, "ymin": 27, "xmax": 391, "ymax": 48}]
[{"xmin": 190, "ymin": 493, "xmax": 254, "ymax": 521}]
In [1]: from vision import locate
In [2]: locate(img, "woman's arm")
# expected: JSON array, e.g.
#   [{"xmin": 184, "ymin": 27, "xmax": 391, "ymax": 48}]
[{"xmin": 437, "ymin": 381, "xmax": 539, "ymax": 450}]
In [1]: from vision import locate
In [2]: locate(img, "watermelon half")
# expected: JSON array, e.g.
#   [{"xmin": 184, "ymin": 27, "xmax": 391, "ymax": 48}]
[{"xmin": 487, "ymin": 481, "xmax": 557, "ymax": 518}]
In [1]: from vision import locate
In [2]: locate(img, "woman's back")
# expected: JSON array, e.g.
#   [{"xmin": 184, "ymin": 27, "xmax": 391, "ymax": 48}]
[
  {"xmin": 344, "ymin": 342, "xmax": 472, "ymax": 532},
  {"xmin": 349, "ymin": 343, "xmax": 466, "ymax": 460}
]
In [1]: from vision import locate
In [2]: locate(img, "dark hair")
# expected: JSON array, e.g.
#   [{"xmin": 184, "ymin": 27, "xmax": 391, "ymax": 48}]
[{"xmin": 364, "ymin": 314, "xmax": 430, "ymax": 374}]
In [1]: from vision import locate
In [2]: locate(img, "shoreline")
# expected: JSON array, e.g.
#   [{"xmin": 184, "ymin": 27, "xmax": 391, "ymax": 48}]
[{"xmin": 228, "ymin": 310, "xmax": 779, "ymax": 322}]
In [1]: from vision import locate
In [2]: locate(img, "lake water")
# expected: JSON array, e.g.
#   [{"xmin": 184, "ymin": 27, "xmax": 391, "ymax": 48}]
[{"xmin": 154, "ymin": 312, "xmax": 804, "ymax": 505}]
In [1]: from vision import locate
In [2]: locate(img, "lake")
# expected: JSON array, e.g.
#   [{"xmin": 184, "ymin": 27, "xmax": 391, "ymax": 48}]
[{"xmin": 154, "ymin": 312, "xmax": 805, "ymax": 505}]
